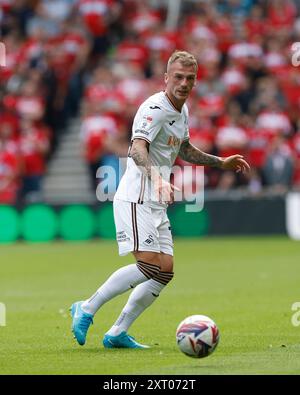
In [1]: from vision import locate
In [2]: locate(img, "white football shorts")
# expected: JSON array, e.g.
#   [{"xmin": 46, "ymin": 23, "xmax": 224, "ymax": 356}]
[{"xmin": 113, "ymin": 199, "xmax": 173, "ymax": 256}]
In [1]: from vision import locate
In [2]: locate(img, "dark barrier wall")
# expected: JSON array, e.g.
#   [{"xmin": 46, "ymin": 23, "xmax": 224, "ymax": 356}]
[
  {"xmin": 0, "ymin": 195, "xmax": 289, "ymax": 243},
  {"xmin": 204, "ymin": 197, "xmax": 286, "ymax": 235}
]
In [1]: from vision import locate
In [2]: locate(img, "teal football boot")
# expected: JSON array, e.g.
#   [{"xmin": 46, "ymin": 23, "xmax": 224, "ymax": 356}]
[
  {"xmin": 70, "ymin": 301, "xmax": 93, "ymax": 346},
  {"xmin": 103, "ymin": 331, "xmax": 150, "ymax": 349}
]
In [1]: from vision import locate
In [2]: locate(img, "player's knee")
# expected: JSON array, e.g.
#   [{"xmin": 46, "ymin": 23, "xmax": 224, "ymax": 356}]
[
  {"xmin": 159, "ymin": 253, "xmax": 174, "ymax": 273},
  {"xmin": 133, "ymin": 251, "xmax": 161, "ymax": 266}
]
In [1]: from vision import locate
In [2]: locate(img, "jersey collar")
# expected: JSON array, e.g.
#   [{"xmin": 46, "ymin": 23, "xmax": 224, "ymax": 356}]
[{"xmin": 164, "ymin": 91, "xmax": 183, "ymax": 113}]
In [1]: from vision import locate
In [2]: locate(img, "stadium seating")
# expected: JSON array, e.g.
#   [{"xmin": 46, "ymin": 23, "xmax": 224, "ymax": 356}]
[{"xmin": 1, "ymin": 0, "xmax": 300, "ymax": 206}]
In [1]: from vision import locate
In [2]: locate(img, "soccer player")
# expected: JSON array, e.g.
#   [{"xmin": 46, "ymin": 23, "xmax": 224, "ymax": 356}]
[{"xmin": 70, "ymin": 50, "xmax": 250, "ymax": 349}]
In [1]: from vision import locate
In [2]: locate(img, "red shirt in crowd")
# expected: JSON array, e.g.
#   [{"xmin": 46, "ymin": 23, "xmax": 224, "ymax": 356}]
[
  {"xmin": 80, "ymin": 114, "xmax": 118, "ymax": 163},
  {"xmin": 19, "ymin": 125, "xmax": 50, "ymax": 176},
  {"xmin": 76, "ymin": 0, "xmax": 117, "ymax": 36},
  {"xmin": 0, "ymin": 145, "xmax": 19, "ymax": 204}
]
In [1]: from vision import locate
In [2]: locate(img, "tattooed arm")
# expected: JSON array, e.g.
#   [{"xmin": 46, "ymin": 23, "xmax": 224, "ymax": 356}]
[
  {"xmin": 130, "ymin": 138, "xmax": 154, "ymax": 179},
  {"xmin": 178, "ymin": 139, "xmax": 223, "ymax": 167},
  {"xmin": 130, "ymin": 138, "xmax": 179, "ymax": 202},
  {"xmin": 178, "ymin": 139, "xmax": 250, "ymax": 172}
]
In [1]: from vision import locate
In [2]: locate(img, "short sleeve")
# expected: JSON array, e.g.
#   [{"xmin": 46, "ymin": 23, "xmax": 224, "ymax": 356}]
[{"xmin": 131, "ymin": 103, "xmax": 165, "ymax": 144}]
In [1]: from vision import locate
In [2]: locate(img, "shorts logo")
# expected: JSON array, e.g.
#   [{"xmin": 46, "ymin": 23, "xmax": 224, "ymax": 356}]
[
  {"xmin": 117, "ymin": 231, "xmax": 130, "ymax": 243},
  {"xmin": 143, "ymin": 234, "xmax": 154, "ymax": 246}
]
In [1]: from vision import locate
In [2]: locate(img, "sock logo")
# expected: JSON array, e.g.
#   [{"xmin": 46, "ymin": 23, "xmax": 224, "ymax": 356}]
[{"xmin": 143, "ymin": 234, "xmax": 154, "ymax": 246}]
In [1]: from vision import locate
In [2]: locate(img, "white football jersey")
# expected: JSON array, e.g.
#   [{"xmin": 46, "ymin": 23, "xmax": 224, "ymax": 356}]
[{"xmin": 115, "ymin": 91, "xmax": 190, "ymax": 207}]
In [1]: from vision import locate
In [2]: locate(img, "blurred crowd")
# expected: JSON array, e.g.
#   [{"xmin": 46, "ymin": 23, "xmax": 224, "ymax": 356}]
[{"xmin": 1, "ymin": 0, "xmax": 300, "ymax": 204}]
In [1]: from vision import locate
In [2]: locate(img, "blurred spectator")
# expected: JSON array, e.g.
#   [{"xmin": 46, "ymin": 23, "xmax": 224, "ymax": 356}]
[
  {"xmin": 80, "ymin": 99, "xmax": 127, "ymax": 192},
  {"xmin": 16, "ymin": 80, "xmax": 45, "ymax": 121},
  {"xmin": 256, "ymin": 100, "xmax": 291, "ymax": 136},
  {"xmin": 290, "ymin": 126, "xmax": 300, "ymax": 189},
  {"xmin": 75, "ymin": 0, "xmax": 122, "ymax": 56},
  {"xmin": 263, "ymin": 135, "xmax": 294, "ymax": 193},
  {"xmin": 0, "ymin": 118, "xmax": 21, "ymax": 204},
  {"xmin": 19, "ymin": 119, "xmax": 50, "ymax": 202},
  {"xmin": 246, "ymin": 168, "xmax": 263, "ymax": 195}
]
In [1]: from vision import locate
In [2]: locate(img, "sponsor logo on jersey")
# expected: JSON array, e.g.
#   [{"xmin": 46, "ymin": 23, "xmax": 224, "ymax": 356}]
[
  {"xmin": 149, "ymin": 105, "xmax": 161, "ymax": 110},
  {"xmin": 167, "ymin": 136, "xmax": 181, "ymax": 147},
  {"xmin": 169, "ymin": 120, "xmax": 175, "ymax": 126}
]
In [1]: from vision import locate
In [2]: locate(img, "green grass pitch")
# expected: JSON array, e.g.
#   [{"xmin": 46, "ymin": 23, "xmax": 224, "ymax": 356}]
[{"xmin": 1, "ymin": 237, "xmax": 300, "ymax": 375}]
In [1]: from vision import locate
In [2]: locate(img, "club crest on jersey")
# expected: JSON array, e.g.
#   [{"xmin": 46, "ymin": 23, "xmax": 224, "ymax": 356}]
[
  {"xmin": 143, "ymin": 234, "xmax": 154, "ymax": 246},
  {"xmin": 167, "ymin": 136, "xmax": 181, "ymax": 147}
]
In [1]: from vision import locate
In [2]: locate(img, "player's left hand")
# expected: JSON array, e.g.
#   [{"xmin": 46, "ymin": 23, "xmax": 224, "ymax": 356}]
[{"xmin": 220, "ymin": 155, "xmax": 250, "ymax": 173}]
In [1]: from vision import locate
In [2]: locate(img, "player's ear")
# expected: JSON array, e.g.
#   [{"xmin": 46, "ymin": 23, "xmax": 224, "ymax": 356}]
[{"xmin": 164, "ymin": 72, "xmax": 168, "ymax": 84}]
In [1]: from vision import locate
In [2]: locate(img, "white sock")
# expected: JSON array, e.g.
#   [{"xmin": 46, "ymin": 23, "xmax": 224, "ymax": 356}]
[
  {"xmin": 81, "ymin": 264, "xmax": 149, "ymax": 315},
  {"xmin": 106, "ymin": 279, "xmax": 165, "ymax": 336}
]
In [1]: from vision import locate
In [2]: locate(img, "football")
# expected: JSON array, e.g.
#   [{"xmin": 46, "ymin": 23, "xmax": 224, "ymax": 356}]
[{"xmin": 176, "ymin": 315, "xmax": 220, "ymax": 358}]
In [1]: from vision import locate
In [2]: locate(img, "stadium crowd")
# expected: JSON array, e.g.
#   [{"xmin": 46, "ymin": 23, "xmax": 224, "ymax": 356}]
[{"xmin": 1, "ymin": 0, "xmax": 300, "ymax": 204}]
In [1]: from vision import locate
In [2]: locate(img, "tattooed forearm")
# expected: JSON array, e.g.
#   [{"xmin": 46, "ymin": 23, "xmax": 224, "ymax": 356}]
[
  {"xmin": 131, "ymin": 146, "xmax": 152, "ymax": 178},
  {"xmin": 130, "ymin": 139, "xmax": 159, "ymax": 180},
  {"xmin": 178, "ymin": 140, "xmax": 223, "ymax": 167}
]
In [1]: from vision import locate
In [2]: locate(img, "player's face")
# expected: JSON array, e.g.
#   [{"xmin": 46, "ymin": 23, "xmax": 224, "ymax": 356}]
[{"xmin": 164, "ymin": 61, "xmax": 197, "ymax": 106}]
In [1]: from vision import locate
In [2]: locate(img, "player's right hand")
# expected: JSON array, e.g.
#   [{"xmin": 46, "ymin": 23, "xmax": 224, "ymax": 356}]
[{"xmin": 154, "ymin": 178, "xmax": 180, "ymax": 204}]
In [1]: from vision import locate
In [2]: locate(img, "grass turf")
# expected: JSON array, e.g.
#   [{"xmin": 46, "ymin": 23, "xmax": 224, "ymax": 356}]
[{"xmin": 0, "ymin": 237, "xmax": 300, "ymax": 375}]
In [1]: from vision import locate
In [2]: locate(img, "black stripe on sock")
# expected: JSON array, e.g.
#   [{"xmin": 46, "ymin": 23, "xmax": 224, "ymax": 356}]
[
  {"xmin": 136, "ymin": 261, "xmax": 160, "ymax": 279},
  {"xmin": 153, "ymin": 271, "xmax": 174, "ymax": 285}
]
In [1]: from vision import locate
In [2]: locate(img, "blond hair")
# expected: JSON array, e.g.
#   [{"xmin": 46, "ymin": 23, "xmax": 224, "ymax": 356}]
[{"xmin": 167, "ymin": 50, "xmax": 198, "ymax": 72}]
